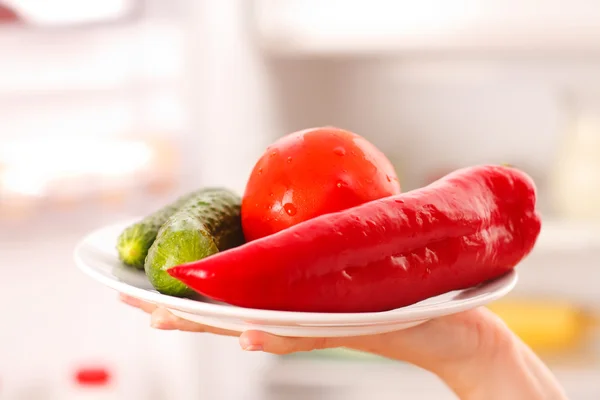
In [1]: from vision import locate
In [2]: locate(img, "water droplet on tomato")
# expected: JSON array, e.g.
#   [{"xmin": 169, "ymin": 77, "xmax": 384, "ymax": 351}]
[
  {"xmin": 269, "ymin": 192, "xmax": 274, "ymax": 197},
  {"xmin": 283, "ymin": 203, "xmax": 297, "ymax": 216},
  {"xmin": 394, "ymin": 199, "xmax": 404, "ymax": 204},
  {"xmin": 287, "ymin": 156, "xmax": 292, "ymax": 163},
  {"xmin": 333, "ymin": 147, "xmax": 346, "ymax": 156},
  {"xmin": 386, "ymin": 175, "xmax": 392, "ymax": 182},
  {"xmin": 336, "ymin": 180, "xmax": 347, "ymax": 188},
  {"xmin": 271, "ymin": 151, "xmax": 277, "ymax": 157},
  {"xmin": 258, "ymin": 168, "xmax": 263, "ymax": 175}
]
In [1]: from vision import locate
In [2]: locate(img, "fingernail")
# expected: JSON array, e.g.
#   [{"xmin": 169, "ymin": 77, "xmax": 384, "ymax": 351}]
[
  {"xmin": 151, "ymin": 317, "xmax": 166, "ymax": 329},
  {"xmin": 242, "ymin": 344, "xmax": 263, "ymax": 352},
  {"xmin": 240, "ymin": 336, "xmax": 263, "ymax": 351},
  {"xmin": 120, "ymin": 294, "xmax": 138, "ymax": 306}
]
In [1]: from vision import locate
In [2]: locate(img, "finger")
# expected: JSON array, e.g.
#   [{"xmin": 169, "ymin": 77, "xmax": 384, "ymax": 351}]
[
  {"xmin": 239, "ymin": 330, "xmax": 343, "ymax": 354},
  {"xmin": 150, "ymin": 308, "xmax": 205, "ymax": 332},
  {"xmin": 119, "ymin": 294, "xmax": 158, "ymax": 314},
  {"xmin": 119, "ymin": 293, "xmax": 141, "ymax": 307},
  {"xmin": 150, "ymin": 308, "xmax": 240, "ymax": 337}
]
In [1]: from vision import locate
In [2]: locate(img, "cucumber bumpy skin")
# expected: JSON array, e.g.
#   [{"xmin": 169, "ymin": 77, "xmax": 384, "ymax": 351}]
[
  {"xmin": 116, "ymin": 190, "xmax": 206, "ymax": 269},
  {"xmin": 145, "ymin": 188, "xmax": 245, "ymax": 297}
]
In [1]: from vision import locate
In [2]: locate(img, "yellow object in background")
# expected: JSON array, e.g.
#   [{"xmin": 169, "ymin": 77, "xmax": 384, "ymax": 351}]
[{"xmin": 488, "ymin": 299, "xmax": 596, "ymax": 354}]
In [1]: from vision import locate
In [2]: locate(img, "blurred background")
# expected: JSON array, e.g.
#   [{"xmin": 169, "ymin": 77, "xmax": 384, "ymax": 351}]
[{"xmin": 1, "ymin": 0, "xmax": 600, "ymax": 398}]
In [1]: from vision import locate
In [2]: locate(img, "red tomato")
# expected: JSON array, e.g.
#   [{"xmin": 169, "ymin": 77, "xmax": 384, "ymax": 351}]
[{"xmin": 242, "ymin": 127, "xmax": 401, "ymax": 241}]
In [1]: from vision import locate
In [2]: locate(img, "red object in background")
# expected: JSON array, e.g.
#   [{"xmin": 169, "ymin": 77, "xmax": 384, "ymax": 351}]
[
  {"xmin": 0, "ymin": 3, "xmax": 20, "ymax": 24},
  {"xmin": 241, "ymin": 127, "xmax": 401, "ymax": 242},
  {"xmin": 75, "ymin": 368, "xmax": 111, "ymax": 387},
  {"xmin": 169, "ymin": 165, "xmax": 541, "ymax": 313}
]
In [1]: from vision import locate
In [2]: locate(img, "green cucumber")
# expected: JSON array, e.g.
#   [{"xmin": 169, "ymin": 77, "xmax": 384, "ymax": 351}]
[
  {"xmin": 145, "ymin": 188, "xmax": 244, "ymax": 297},
  {"xmin": 116, "ymin": 189, "xmax": 207, "ymax": 269}
]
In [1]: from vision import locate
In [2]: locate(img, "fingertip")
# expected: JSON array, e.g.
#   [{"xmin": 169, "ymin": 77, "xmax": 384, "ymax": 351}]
[
  {"xmin": 150, "ymin": 308, "xmax": 178, "ymax": 330},
  {"xmin": 119, "ymin": 293, "xmax": 139, "ymax": 307},
  {"xmin": 239, "ymin": 331, "xmax": 265, "ymax": 351},
  {"xmin": 240, "ymin": 331, "xmax": 307, "ymax": 355}
]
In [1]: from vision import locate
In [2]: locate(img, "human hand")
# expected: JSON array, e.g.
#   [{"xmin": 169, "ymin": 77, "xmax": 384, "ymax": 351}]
[{"xmin": 120, "ymin": 294, "xmax": 567, "ymax": 400}]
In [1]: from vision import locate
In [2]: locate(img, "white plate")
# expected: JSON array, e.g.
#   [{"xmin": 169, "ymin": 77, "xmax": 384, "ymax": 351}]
[{"xmin": 74, "ymin": 220, "xmax": 518, "ymax": 337}]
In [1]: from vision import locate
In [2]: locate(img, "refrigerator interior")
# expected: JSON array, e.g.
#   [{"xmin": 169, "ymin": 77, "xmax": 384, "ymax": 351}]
[{"xmin": 1, "ymin": 0, "xmax": 600, "ymax": 399}]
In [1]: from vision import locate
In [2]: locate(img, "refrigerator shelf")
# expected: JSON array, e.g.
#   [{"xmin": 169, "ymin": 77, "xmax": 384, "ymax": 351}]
[{"xmin": 255, "ymin": 0, "xmax": 600, "ymax": 56}]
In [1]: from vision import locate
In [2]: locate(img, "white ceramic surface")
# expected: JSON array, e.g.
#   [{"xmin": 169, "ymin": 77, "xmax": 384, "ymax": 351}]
[{"xmin": 74, "ymin": 220, "xmax": 518, "ymax": 337}]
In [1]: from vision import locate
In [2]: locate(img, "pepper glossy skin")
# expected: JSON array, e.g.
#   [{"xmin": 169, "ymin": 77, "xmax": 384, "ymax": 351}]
[{"xmin": 168, "ymin": 165, "xmax": 541, "ymax": 313}]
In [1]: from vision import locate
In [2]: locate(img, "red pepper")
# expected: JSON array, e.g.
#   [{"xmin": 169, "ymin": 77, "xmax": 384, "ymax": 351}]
[{"xmin": 168, "ymin": 165, "xmax": 541, "ymax": 313}]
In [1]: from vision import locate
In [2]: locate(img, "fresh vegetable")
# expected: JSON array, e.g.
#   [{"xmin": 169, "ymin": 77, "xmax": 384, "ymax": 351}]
[
  {"xmin": 145, "ymin": 188, "xmax": 244, "ymax": 297},
  {"xmin": 241, "ymin": 126, "xmax": 401, "ymax": 242},
  {"xmin": 168, "ymin": 165, "xmax": 541, "ymax": 312},
  {"xmin": 116, "ymin": 189, "xmax": 209, "ymax": 269}
]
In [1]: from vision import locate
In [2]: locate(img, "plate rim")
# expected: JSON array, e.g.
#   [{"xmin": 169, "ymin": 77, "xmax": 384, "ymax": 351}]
[{"xmin": 74, "ymin": 220, "xmax": 518, "ymax": 326}]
